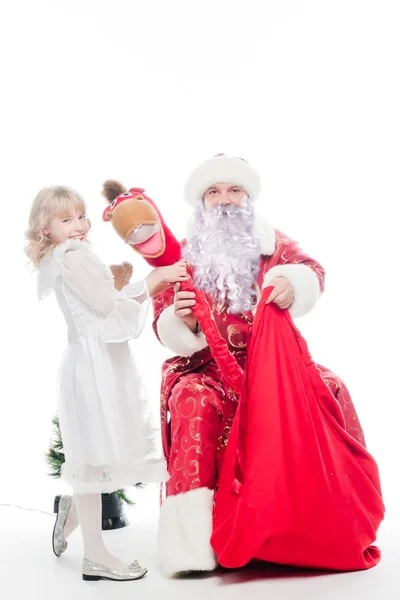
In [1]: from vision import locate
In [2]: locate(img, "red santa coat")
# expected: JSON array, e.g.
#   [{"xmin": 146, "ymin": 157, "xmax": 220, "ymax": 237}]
[{"xmin": 152, "ymin": 225, "xmax": 366, "ymax": 495}]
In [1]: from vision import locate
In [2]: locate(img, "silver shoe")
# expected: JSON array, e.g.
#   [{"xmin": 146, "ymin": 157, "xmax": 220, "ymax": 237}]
[
  {"xmin": 52, "ymin": 495, "xmax": 72, "ymax": 557},
  {"xmin": 82, "ymin": 558, "xmax": 148, "ymax": 581}
]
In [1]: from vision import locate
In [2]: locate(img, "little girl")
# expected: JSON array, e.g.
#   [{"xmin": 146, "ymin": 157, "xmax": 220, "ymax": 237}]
[{"xmin": 25, "ymin": 185, "xmax": 187, "ymax": 582}]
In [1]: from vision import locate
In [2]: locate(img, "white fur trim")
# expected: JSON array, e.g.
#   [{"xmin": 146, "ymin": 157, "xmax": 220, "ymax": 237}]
[
  {"xmin": 184, "ymin": 155, "xmax": 261, "ymax": 206},
  {"xmin": 158, "ymin": 488, "xmax": 217, "ymax": 576},
  {"xmin": 185, "ymin": 213, "xmax": 276, "ymax": 257},
  {"xmin": 254, "ymin": 217, "xmax": 276, "ymax": 256},
  {"xmin": 262, "ymin": 263, "xmax": 321, "ymax": 318},
  {"xmin": 156, "ymin": 304, "xmax": 208, "ymax": 356}
]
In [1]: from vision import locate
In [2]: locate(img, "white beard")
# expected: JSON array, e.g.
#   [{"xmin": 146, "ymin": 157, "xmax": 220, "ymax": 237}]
[{"xmin": 183, "ymin": 200, "xmax": 261, "ymax": 313}]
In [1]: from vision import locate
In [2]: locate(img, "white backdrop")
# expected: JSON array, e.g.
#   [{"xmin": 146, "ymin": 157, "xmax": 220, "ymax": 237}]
[{"xmin": 0, "ymin": 0, "xmax": 399, "ymax": 525}]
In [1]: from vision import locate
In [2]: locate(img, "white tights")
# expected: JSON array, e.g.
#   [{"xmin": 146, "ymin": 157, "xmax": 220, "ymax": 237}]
[{"xmin": 63, "ymin": 493, "xmax": 127, "ymax": 569}]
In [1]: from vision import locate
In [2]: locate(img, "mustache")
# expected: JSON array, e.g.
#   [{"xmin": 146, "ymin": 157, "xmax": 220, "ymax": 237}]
[
  {"xmin": 205, "ymin": 199, "xmax": 252, "ymax": 218},
  {"xmin": 194, "ymin": 199, "xmax": 254, "ymax": 235},
  {"xmin": 208, "ymin": 203, "xmax": 244, "ymax": 218}
]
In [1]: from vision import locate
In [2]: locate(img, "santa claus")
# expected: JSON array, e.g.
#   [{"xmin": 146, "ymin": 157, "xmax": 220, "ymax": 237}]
[{"xmin": 152, "ymin": 154, "xmax": 366, "ymax": 576}]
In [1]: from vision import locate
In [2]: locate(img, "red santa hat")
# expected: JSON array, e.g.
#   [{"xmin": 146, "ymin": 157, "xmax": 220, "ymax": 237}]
[{"xmin": 184, "ymin": 153, "xmax": 261, "ymax": 207}]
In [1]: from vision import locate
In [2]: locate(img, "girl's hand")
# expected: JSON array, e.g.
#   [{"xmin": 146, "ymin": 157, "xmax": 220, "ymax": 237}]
[
  {"xmin": 162, "ymin": 259, "xmax": 189, "ymax": 283},
  {"xmin": 146, "ymin": 259, "xmax": 189, "ymax": 297}
]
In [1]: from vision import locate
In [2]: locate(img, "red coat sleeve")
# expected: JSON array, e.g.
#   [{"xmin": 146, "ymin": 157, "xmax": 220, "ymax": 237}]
[
  {"xmin": 152, "ymin": 284, "xmax": 175, "ymax": 343},
  {"xmin": 260, "ymin": 230, "xmax": 326, "ymax": 317}
]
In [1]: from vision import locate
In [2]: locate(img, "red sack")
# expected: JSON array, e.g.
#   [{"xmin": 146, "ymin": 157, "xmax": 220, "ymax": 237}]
[{"xmin": 211, "ymin": 287, "xmax": 385, "ymax": 571}]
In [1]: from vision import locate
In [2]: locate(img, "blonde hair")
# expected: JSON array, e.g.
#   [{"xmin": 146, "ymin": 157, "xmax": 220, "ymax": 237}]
[{"xmin": 25, "ymin": 185, "xmax": 89, "ymax": 266}]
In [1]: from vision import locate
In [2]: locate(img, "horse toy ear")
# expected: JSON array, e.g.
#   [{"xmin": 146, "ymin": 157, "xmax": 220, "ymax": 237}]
[
  {"xmin": 101, "ymin": 180, "xmax": 182, "ymax": 266},
  {"xmin": 102, "ymin": 180, "xmax": 129, "ymax": 222},
  {"xmin": 103, "ymin": 180, "xmax": 127, "ymax": 204}
]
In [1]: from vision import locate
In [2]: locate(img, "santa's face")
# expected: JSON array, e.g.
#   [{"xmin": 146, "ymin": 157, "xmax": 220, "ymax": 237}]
[{"xmin": 203, "ymin": 183, "xmax": 247, "ymax": 210}]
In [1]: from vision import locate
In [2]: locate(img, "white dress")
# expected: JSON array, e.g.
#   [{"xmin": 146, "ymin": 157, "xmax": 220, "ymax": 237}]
[{"xmin": 37, "ymin": 239, "xmax": 168, "ymax": 494}]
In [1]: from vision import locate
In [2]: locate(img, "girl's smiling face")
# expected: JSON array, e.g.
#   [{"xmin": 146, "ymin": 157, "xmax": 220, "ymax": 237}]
[{"xmin": 44, "ymin": 207, "xmax": 89, "ymax": 245}]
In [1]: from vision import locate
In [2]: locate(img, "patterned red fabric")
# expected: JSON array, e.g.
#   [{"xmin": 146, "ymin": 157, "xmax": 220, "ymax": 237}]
[
  {"xmin": 180, "ymin": 280, "xmax": 243, "ymax": 395},
  {"xmin": 166, "ymin": 372, "xmax": 238, "ymax": 496},
  {"xmin": 211, "ymin": 287, "xmax": 385, "ymax": 571}
]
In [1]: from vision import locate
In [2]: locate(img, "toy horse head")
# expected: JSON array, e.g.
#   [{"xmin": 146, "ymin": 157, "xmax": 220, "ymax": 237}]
[{"xmin": 102, "ymin": 180, "xmax": 181, "ymax": 266}]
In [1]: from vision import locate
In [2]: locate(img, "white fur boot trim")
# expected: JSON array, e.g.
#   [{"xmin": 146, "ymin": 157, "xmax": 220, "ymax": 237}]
[{"xmin": 158, "ymin": 487, "xmax": 218, "ymax": 576}]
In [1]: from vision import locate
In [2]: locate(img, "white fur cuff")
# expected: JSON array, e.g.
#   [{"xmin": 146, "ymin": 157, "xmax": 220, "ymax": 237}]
[
  {"xmin": 262, "ymin": 263, "xmax": 321, "ymax": 318},
  {"xmin": 158, "ymin": 487, "xmax": 217, "ymax": 576},
  {"xmin": 156, "ymin": 304, "xmax": 208, "ymax": 356}
]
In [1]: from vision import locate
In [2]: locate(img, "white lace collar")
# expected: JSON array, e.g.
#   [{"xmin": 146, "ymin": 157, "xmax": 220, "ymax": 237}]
[{"xmin": 37, "ymin": 239, "xmax": 90, "ymax": 299}]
